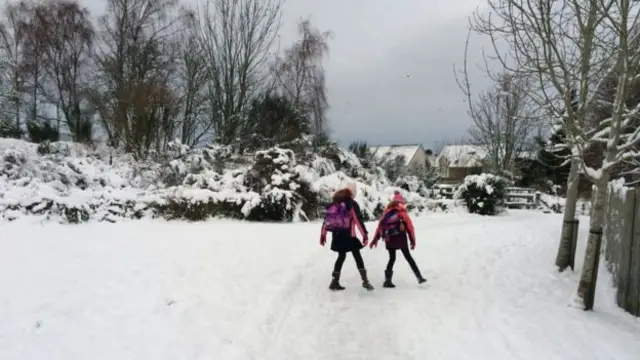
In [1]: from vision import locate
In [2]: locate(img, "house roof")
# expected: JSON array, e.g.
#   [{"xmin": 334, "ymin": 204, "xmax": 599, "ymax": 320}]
[
  {"xmin": 437, "ymin": 144, "xmax": 537, "ymax": 167},
  {"xmin": 437, "ymin": 145, "xmax": 487, "ymax": 168},
  {"xmin": 370, "ymin": 144, "xmax": 423, "ymax": 165}
]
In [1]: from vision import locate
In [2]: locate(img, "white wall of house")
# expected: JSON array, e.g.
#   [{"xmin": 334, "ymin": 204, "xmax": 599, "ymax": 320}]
[
  {"xmin": 371, "ymin": 144, "xmax": 428, "ymax": 172},
  {"xmin": 407, "ymin": 146, "xmax": 428, "ymax": 171}
]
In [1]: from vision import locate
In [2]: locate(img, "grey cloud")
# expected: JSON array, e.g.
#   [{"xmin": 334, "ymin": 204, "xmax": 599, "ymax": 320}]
[
  {"xmin": 80, "ymin": 0, "xmax": 496, "ymax": 150},
  {"xmin": 325, "ymin": 16, "xmax": 495, "ymax": 149}
]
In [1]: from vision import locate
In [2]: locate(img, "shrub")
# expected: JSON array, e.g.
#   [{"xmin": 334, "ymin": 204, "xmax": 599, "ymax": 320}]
[
  {"xmin": 456, "ymin": 173, "xmax": 509, "ymax": 215},
  {"xmin": 27, "ymin": 120, "xmax": 59, "ymax": 143},
  {"xmin": 0, "ymin": 119, "xmax": 22, "ymax": 139},
  {"xmin": 156, "ymin": 196, "xmax": 246, "ymax": 221},
  {"xmin": 244, "ymin": 147, "xmax": 319, "ymax": 221},
  {"xmin": 246, "ymin": 190, "xmax": 296, "ymax": 221}
]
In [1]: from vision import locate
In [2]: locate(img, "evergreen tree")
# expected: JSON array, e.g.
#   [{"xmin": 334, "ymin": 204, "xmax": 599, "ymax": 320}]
[
  {"xmin": 533, "ymin": 88, "xmax": 576, "ymax": 187},
  {"xmin": 241, "ymin": 93, "xmax": 312, "ymax": 151}
]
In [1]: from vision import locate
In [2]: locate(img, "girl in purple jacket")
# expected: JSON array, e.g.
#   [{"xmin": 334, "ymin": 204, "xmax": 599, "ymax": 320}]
[{"xmin": 320, "ymin": 183, "xmax": 374, "ymax": 291}]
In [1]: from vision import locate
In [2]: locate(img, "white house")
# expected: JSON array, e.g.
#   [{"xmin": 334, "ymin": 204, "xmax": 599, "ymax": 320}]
[
  {"xmin": 436, "ymin": 144, "xmax": 537, "ymax": 184},
  {"xmin": 435, "ymin": 145, "xmax": 488, "ymax": 183},
  {"xmin": 370, "ymin": 144, "xmax": 430, "ymax": 171}
]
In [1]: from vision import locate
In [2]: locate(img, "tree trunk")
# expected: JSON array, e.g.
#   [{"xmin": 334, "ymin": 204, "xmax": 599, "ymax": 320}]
[
  {"xmin": 555, "ymin": 157, "xmax": 581, "ymax": 271},
  {"xmin": 576, "ymin": 176, "xmax": 609, "ymax": 310},
  {"xmin": 14, "ymin": 95, "xmax": 21, "ymax": 138}
]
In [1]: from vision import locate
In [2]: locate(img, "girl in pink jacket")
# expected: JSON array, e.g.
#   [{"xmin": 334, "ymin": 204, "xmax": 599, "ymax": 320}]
[{"xmin": 370, "ymin": 191, "xmax": 427, "ymax": 288}]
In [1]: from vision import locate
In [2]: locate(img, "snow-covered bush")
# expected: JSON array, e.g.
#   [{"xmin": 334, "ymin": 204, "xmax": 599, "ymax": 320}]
[
  {"xmin": 379, "ymin": 155, "xmax": 406, "ymax": 182},
  {"xmin": 456, "ymin": 173, "xmax": 509, "ymax": 215},
  {"xmin": 161, "ymin": 141, "xmax": 242, "ymax": 186},
  {"xmin": 243, "ymin": 147, "xmax": 318, "ymax": 221},
  {"xmin": 154, "ymin": 190, "xmax": 252, "ymax": 221},
  {"xmin": 395, "ymin": 174, "xmax": 432, "ymax": 197},
  {"xmin": 0, "ymin": 138, "xmax": 448, "ymax": 223}
]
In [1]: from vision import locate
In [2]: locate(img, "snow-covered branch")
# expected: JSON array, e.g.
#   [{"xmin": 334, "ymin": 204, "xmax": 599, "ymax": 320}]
[{"xmin": 468, "ymin": 0, "xmax": 640, "ymax": 309}]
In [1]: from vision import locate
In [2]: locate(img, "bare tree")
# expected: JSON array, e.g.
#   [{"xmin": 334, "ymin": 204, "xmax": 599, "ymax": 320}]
[
  {"xmin": 274, "ymin": 19, "xmax": 331, "ymax": 137},
  {"xmin": 90, "ymin": 0, "xmax": 182, "ymax": 158},
  {"xmin": 455, "ymin": 48, "xmax": 538, "ymax": 175},
  {"xmin": 174, "ymin": 12, "xmax": 212, "ymax": 146},
  {"xmin": 18, "ymin": 0, "xmax": 57, "ymax": 137},
  {"xmin": 0, "ymin": 1, "xmax": 30, "ymax": 136},
  {"xmin": 470, "ymin": 0, "xmax": 640, "ymax": 310},
  {"xmin": 196, "ymin": 0, "xmax": 282, "ymax": 144},
  {"xmin": 26, "ymin": 0, "xmax": 94, "ymax": 142}
]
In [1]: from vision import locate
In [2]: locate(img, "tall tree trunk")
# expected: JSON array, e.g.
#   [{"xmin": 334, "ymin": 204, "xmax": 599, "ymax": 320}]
[
  {"xmin": 56, "ymin": 105, "xmax": 61, "ymax": 134},
  {"xmin": 14, "ymin": 94, "xmax": 20, "ymax": 138},
  {"xmin": 555, "ymin": 157, "xmax": 581, "ymax": 271},
  {"xmin": 31, "ymin": 85, "xmax": 36, "ymax": 123},
  {"xmin": 576, "ymin": 175, "xmax": 609, "ymax": 310}
]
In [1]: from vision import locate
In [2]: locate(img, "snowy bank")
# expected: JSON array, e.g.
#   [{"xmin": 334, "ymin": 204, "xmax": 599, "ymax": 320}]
[{"xmin": 0, "ymin": 139, "xmax": 447, "ymax": 223}]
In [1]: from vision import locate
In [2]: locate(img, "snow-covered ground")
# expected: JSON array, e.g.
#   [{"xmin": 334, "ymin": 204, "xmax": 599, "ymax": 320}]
[{"xmin": 1, "ymin": 211, "xmax": 639, "ymax": 360}]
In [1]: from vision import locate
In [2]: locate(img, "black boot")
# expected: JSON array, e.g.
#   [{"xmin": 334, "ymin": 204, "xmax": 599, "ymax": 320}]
[
  {"xmin": 383, "ymin": 270, "xmax": 396, "ymax": 288},
  {"xmin": 358, "ymin": 268, "xmax": 374, "ymax": 291},
  {"xmin": 408, "ymin": 260, "xmax": 427, "ymax": 284},
  {"xmin": 329, "ymin": 271, "xmax": 346, "ymax": 291}
]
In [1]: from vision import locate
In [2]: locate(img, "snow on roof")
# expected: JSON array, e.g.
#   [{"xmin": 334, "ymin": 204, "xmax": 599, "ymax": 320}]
[
  {"xmin": 437, "ymin": 145, "xmax": 487, "ymax": 168},
  {"xmin": 370, "ymin": 145, "xmax": 422, "ymax": 165}
]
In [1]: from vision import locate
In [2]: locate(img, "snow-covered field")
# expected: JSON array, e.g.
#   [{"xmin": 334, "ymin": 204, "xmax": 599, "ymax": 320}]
[{"xmin": 1, "ymin": 211, "xmax": 639, "ymax": 360}]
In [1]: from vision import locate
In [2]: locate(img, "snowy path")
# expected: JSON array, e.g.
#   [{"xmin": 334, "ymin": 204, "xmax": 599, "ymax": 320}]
[{"xmin": 1, "ymin": 212, "xmax": 640, "ymax": 360}]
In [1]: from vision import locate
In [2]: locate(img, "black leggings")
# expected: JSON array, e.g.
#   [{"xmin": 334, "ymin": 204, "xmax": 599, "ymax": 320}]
[
  {"xmin": 333, "ymin": 249, "xmax": 365, "ymax": 272},
  {"xmin": 387, "ymin": 248, "xmax": 420, "ymax": 274}
]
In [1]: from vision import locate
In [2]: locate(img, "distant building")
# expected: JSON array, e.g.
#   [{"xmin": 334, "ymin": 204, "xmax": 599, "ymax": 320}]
[
  {"xmin": 370, "ymin": 144, "xmax": 430, "ymax": 171},
  {"xmin": 436, "ymin": 145, "xmax": 488, "ymax": 184},
  {"xmin": 436, "ymin": 144, "xmax": 537, "ymax": 184}
]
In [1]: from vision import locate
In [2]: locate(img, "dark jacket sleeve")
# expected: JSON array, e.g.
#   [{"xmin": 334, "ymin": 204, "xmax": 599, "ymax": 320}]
[{"xmin": 351, "ymin": 200, "xmax": 368, "ymax": 236}]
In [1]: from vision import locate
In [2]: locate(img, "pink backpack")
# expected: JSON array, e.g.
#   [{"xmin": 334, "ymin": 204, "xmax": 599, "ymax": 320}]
[{"xmin": 324, "ymin": 202, "xmax": 351, "ymax": 232}]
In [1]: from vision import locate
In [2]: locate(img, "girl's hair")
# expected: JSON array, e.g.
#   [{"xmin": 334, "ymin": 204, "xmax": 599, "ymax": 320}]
[{"xmin": 332, "ymin": 188, "xmax": 353, "ymax": 203}]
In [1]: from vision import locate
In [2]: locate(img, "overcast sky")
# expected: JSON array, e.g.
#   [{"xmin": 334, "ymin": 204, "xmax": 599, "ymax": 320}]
[{"xmin": 82, "ymin": 0, "xmax": 492, "ymax": 151}]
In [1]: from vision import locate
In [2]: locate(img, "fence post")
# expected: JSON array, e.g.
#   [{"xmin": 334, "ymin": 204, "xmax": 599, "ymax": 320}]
[
  {"xmin": 568, "ymin": 219, "xmax": 580, "ymax": 271},
  {"xmin": 584, "ymin": 227, "xmax": 604, "ymax": 311},
  {"xmin": 614, "ymin": 188, "xmax": 637, "ymax": 311},
  {"xmin": 629, "ymin": 189, "xmax": 640, "ymax": 316}
]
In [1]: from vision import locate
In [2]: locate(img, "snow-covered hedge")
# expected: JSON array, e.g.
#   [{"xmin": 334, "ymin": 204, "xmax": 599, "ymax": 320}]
[
  {"xmin": 455, "ymin": 173, "xmax": 509, "ymax": 215},
  {"xmin": 0, "ymin": 138, "xmax": 447, "ymax": 223}
]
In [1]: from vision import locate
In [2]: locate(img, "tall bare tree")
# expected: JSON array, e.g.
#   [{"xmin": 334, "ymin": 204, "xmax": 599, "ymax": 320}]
[
  {"xmin": 90, "ymin": 0, "xmax": 182, "ymax": 158},
  {"xmin": 0, "ymin": 1, "xmax": 30, "ymax": 136},
  {"xmin": 274, "ymin": 19, "xmax": 331, "ymax": 137},
  {"xmin": 455, "ymin": 46, "xmax": 538, "ymax": 175},
  {"xmin": 196, "ymin": 0, "xmax": 282, "ymax": 144},
  {"xmin": 17, "ymin": 3, "xmax": 36, "ymax": 124},
  {"xmin": 174, "ymin": 12, "xmax": 212, "ymax": 146},
  {"xmin": 471, "ymin": 0, "xmax": 640, "ymax": 310},
  {"xmin": 26, "ymin": 0, "xmax": 94, "ymax": 142}
]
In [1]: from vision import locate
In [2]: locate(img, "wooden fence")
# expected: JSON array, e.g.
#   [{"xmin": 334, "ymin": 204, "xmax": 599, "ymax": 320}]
[
  {"xmin": 505, "ymin": 187, "xmax": 540, "ymax": 209},
  {"xmin": 433, "ymin": 184, "xmax": 456, "ymax": 199},
  {"xmin": 603, "ymin": 182, "xmax": 640, "ymax": 317},
  {"xmin": 432, "ymin": 185, "xmax": 541, "ymax": 210}
]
